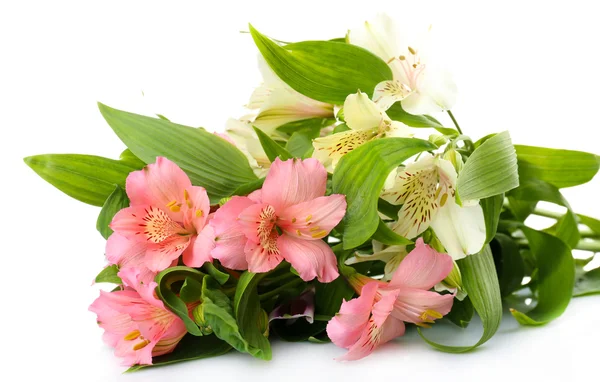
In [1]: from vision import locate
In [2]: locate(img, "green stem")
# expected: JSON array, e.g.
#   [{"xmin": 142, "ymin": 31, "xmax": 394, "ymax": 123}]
[
  {"xmin": 532, "ymin": 207, "xmax": 564, "ymax": 220},
  {"xmin": 447, "ymin": 110, "xmax": 464, "ymax": 135},
  {"xmin": 518, "ymin": 238, "xmax": 600, "ymax": 252},
  {"xmin": 259, "ymin": 278, "xmax": 304, "ymax": 301},
  {"xmin": 261, "ymin": 271, "xmax": 297, "ymax": 286}
]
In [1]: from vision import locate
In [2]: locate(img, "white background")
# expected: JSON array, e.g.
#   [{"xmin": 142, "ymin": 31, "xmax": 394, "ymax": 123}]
[{"xmin": 2, "ymin": 0, "xmax": 599, "ymax": 381}]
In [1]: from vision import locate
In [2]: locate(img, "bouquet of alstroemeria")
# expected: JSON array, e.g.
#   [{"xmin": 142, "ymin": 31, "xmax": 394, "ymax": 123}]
[{"xmin": 25, "ymin": 14, "xmax": 600, "ymax": 369}]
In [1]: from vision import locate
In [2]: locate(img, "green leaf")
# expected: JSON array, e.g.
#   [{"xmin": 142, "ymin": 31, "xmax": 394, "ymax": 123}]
[
  {"xmin": 490, "ymin": 233, "xmax": 525, "ymax": 297},
  {"xmin": 515, "ymin": 145, "xmax": 599, "ymax": 188},
  {"xmin": 286, "ymin": 132, "xmax": 315, "ymax": 158},
  {"xmin": 332, "ymin": 138, "xmax": 436, "ymax": 249},
  {"xmin": 419, "ymin": 245, "xmax": 502, "ymax": 352},
  {"xmin": 385, "ymin": 103, "xmax": 455, "ymax": 135},
  {"xmin": 155, "ymin": 266, "xmax": 206, "ymax": 336},
  {"xmin": 232, "ymin": 178, "xmax": 265, "ymax": 197},
  {"xmin": 371, "ymin": 219, "xmax": 412, "ymax": 246},
  {"xmin": 445, "ymin": 297, "xmax": 474, "ymax": 328},
  {"xmin": 332, "ymin": 123, "xmax": 350, "ymax": 134},
  {"xmin": 119, "ymin": 149, "xmax": 146, "ymax": 168},
  {"xmin": 457, "ymin": 131, "xmax": 519, "ymax": 201},
  {"xmin": 126, "ymin": 334, "xmax": 231, "ymax": 372},
  {"xmin": 201, "ymin": 276, "xmax": 252, "ymax": 355},
  {"xmin": 578, "ymin": 214, "xmax": 600, "ymax": 235},
  {"xmin": 481, "ymin": 194, "xmax": 504, "ymax": 245},
  {"xmin": 180, "ymin": 277, "xmax": 203, "ymax": 304},
  {"xmin": 315, "ymin": 275, "xmax": 355, "ymax": 317},
  {"xmin": 509, "ymin": 228, "xmax": 575, "ymax": 325},
  {"xmin": 98, "ymin": 103, "xmax": 257, "ymax": 203},
  {"xmin": 276, "ymin": 117, "xmax": 333, "ymax": 136},
  {"xmin": 233, "ymin": 272, "xmax": 272, "ymax": 360},
  {"xmin": 202, "ymin": 263, "xmax": 230, "ymax": 285},
  {"xmin": 249, "ymin": 25, "xmax": 392, "ymax": 104},
  {"xmin": 24, "ymin": 153, "xmax": 142, "ymax": 206},
  {"xmin": 253, "ymin": 126, "xmax": 293, "ymax": 161},
  {"xmin": 508, "ymin": 178, "xmax": 580, "ymax": 248},
  {"xmin": 94, "ymin": 265, "xmax": 122, "ymax": 284},
  {"xmin": 574, "ymin": 261, "xmax": 600, "ymax": 297},
  {"xmin": 96, "ymin": 185, "xmax": 129, "ymax": 239}
]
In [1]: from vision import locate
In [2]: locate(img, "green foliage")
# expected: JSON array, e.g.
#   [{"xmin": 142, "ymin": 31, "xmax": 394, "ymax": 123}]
[
  {"xmin": 96, "ymin": 185, "xmax": 129, "ymax": 239},
  {"xmin": 233, "ymin": 272, "xmax": 272, "ymax": 360},
  {"xmin": 253, "ymin": 127, "xmax": 293, "ymax": 161},
  {"xmin": 515, "ymin": 145, "xmax": 599, "ymax": 188},
  {"xmin": 509, "ymin": 228, "xmax": 575, "ymax": 325},
  {"xmin": 456, "ymin": 131, "xmax": 519, "ymax": 201},
  {"xmin": 94, "ymin": 265, "xmax": 121, "ymax": 284},
  {"xmin": 332, "ymin": 138, "xmax": 436, "ymax": 249},
  {"xmin": 480, "ymin": 194, "xmax": 504, "ymax": 245},
  {"xmin": 419, "ymin": 246, "xmax": 502, "ymax": 352},
  {"xmin": 490, "ymin": 233, "xmax": 525, "ymax": 297},
  {"xmin": 573, "ymin": 257, "xmax": 600, "ymax": 297},
  {"xmin": 249, "ymin": 25, "xmax": 392, "ymax": 104},
  {"xmin": 24, "ymin": 153, "xmax": 142, "ymax": 207},
  {"xmin": 98, "ymin": 103, "xmax": 257, "ymax": 203}
]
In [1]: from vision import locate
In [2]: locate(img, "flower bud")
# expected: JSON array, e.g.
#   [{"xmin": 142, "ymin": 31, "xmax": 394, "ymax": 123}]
[
  {"xmin": 443, "ymin": 149, "xmax": 464, "ymax": 173},
  {"xmin": 192, "ymin": 304, "xmax": 213, "ymax": 335},
  {"xmin": 429, "ymin": 134, "xmax": 448, "ymax": 147}
]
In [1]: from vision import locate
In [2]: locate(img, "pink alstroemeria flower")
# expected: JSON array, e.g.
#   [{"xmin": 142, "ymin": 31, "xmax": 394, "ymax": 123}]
[
  {"xmin": 108, "ymin": 157, "xmax": 214, "ymax": 274},
  {"xmin": 211, "ymin": 158, "xmax": 346, "ymax": 283},
  {"xmin": 327, "ymin": 238, "xmax": 454, "ymax": 360},
  {"xmin": 89, "ymin": 268, "xmax": 188, "ymax": 366}
]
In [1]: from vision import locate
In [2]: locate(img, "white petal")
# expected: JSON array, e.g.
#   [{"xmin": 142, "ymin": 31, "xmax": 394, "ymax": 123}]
[
  {"xmin": 348, "ymin": 13, "xmax": 400, "ymax": 62},
  {"xmin": 312, "ymin": 129, "xmax": 377, "ymax": 170},
  {"xmin": 247, "ymin": 84, "xmax": 272, "ymax": 110},
  {"xmin": 373, "ymin": 80, "xmax": 412, "ymax": 111},
  {"xmin": 385, "ymin": 121, "xmax": 414, "ymax": 138},
  {"xmin": 225, "ymin": 119, "xmax": 270, "ymax": 177},
  {"xmin": 400, "ymin": 91, "xmax": 443, "ymax": 115},
  {"xmin": 343, "ymin": 91, "xmax": 384, "ymax": 131},
  {"xmin": 402, "ymin": 67, "xmax": 458, "ymax": 114},
  {"xmin": 430, "ymin": 200, "xmax": 486, "ymax": 260}
]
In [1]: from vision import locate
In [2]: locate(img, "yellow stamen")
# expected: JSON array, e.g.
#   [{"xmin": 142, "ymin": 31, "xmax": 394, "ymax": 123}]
[
  {"xmin": 291, "ymin": 218, "xmax": 297, "ymax": 223},
  {"xmin": 440, "ymin": 193, "xmax": 448, "ymax": 207},
  {"xmin": 309, "ymin": 226, "xmax": 321, "ymax": 232},
  {"xmin": 425, "ymin": 309, "xmax": 444, "ymax": 319},
  {"xmin": 414, "ymin": 322, "xmax": 432, "ymax": 329},
  {"xmin": 305, "ymin": 215, "xmax": 312, "ymax": 222},
  {"xmin": 408, "ymin": 46, "xmax": 417, "ymax": 55},
  {"xmin": 133, "ymin": 339, "xmax": 150, "ymax": 351},
  {"xmin": 399, "ymin": 55, "xmax": 406, "ymax": 60},
  {"xmin": 296, "ymin": 229, "xmax": 302, "ymax": 236},
  {"xmin": 311, "ymin": 230, "xmax": 327, "ymax": 238},
  {"xmin": 166, "ymin": 200, "xmax": 178, "ymax": 207},
  {"xmin": 184, "ymin": 189, "xmax": 190, "ymax": 201},
  {"xmin": 170, "ymin": 204, "xmax": 181, "ymax": 212},
  {"xmin": 124, "ymin": 330, "xmax": 141, "ymax": 341},
  {"xmin": 196, "ymin": 209, "xmax": 204, "ymax": 218}
]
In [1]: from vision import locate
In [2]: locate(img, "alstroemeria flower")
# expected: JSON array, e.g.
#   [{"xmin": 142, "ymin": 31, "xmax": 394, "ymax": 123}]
[
  {"xmin": 210, "ymin": 158, "xmax": 346, "ymax": 282},
  {"xmin": 246, "ymin": 57, "xmax": 335, "ymax": 136},
  {"xmin": 223, "ymin": 118, "xmax": 271, "ymax": 178},
  {"xmin": 89, "ymin": 268, "xmax": 188, "ymax": 366},
  {"xmin": 381, "ymin": 154, "xmax": 485, "ymax": 260},
  {"xmin": 108, "ymin": 157, "xmax": 214, "ymax": 273},
  {"xmin": 327, "ymin": 239, "xmax": 454, "ymax": 360},
  {"xmin": 313, "ymin": 91, "xmax": 412, "ymax": 170},
  {"xmin": 349, "ymin": 14, "xmax": 457, "ymax": 115}
]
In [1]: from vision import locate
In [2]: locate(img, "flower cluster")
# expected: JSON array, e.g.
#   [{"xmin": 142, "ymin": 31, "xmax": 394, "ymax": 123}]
[{"xmin": 26, "ymin": 13, "xmax": 600, "ymax": 371}]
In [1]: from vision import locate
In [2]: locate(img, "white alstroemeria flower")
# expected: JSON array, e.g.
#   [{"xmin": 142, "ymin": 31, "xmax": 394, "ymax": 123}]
[
  {"xmin": 381, "ymin": 154, "xmax": 485, "ymax": 260},
  {"xmin": 345, "ymin": 241, "xmax": 408, "ymax": 281},
  {"xmin": 247, "ymin": 57, "xmax": 334, "ymax": 136},
  {"xmin": 312, "ymin": 91, "xmax": 413, "ymax": 171},
  {"xmin": 224, "ymin": 118, "xmax": 271, "ymax": 178},
  {"xmin": 348, "ymin": 14, "xmax": 457, "ymax": 115}
]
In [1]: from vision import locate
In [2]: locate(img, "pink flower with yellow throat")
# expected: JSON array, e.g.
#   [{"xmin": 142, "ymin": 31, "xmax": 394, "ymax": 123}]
[
  {"xmin": 210, "ymin": 158, "xmax": 346, "ymax": 283},
  {"xmin": 327, "ymin": 238, "xmax": 454, "ymax": 360},
  {"xmin": 107, "ymin": 157, "xmax": 215, "ymax": 279},
  {"xmin": 89, "ymin": 268, "xmax": 189, "ymax": 366}
]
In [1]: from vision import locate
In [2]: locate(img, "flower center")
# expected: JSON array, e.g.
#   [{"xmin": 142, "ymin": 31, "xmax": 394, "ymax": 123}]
[
  {"xmin": 395, "ymin": 46, "xmax": 426, "ymax": 90},
  {"xmin": 139, "ymin": 206, "xmax": 190, "ymax": 243},
  {"xmin": 123, "ymin": 329, "xmax": 151, "ymax": 351}
]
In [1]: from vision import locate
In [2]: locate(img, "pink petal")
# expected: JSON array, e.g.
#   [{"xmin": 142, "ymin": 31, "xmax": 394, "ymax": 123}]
[
  {"xmin": 337, "ymin": 316, "xmax": 405, "ymax": 361},
  {"xmin": 126, "ymin": 157, "xmax": 192, "ymax": 208},
  {"xmin": 244, "ymin": 240, "xmax": 284, "ymax": 273},
  {"xmin": 371, "ymin": 290, "xmax": 397, "ymax": 327},
  {"xmin": 182, "ymin": 186, "xmax": 210, "ymax": 233},
  {"xmin": 210, "ymin": 196, "xmax": 255, "ymax": 270},
  {"xmin": 248, "ymin": 189, "xmax": 262, "ymax": 203},
  {"xmin": 327, "ymin": 281, "xmax": 378, "ymax": 349},
  {"xmin": 389, "ymin": 287, "xmax": 454, "ymax": 324},
  {"xmin": 144, "ymin": 235, "xmax": 191, "ymax": 272},
  {"xmin": 105, "ymin": 233, "xmax": 147, "ymax": 268},
  {"xmin": 278, "ymin": 195, "xmax": 346, "ymax": 240},
  {"xmin": 389, "ymin": 238, "xmax": 454, "ymax": 290},
  {"xmin": 277, "ymin": 234, "xmax": 339, "ymax": 282},
  {"xmin": 261, "ymin": 158, "xmax": 327, "ymax": 211},
  {"xmin": 182, "ymin": 225, "xmax": 215, "ymax": 267}
]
